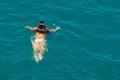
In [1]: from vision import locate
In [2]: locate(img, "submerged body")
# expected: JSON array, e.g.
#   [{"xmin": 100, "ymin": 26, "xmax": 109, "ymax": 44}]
[
  {"xmin": 26, "ymin": 21, "xmax": 60, "ymax": 62},
  {"xmin": 31, "ymin": 33, "xmax": 47, "ymax": 62}
]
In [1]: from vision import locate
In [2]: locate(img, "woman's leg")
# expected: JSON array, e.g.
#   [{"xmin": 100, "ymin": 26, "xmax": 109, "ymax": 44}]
[
  {"xmin": 31, "ymin": 41, "xmax": 40, "ymax": 62},
  {"xmin": 32, "ymin": 42, "xmax": 38, "ymax": 54},
  {"xmin": 38, "ymin": 41, "xmax": 46, "ymax": 55},
  {"xmin": 31, "ymin": 40, "xmax": 47, "ymax": 62}
]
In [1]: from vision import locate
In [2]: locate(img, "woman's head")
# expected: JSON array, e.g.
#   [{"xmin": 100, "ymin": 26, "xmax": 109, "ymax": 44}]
[
  {"xmin": 37, "ymin": 21, "xmax": 49, "ymax": 34},
  {"xmin": 40, "ymin": 21, "xmax": 45, "ymax": 25},
  {"xmin": 39, "ymin": 21, "xmax": 45, "ymax": 29}
]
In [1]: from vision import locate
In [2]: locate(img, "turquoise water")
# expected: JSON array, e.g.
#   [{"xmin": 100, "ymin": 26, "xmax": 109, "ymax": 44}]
[{"xmin": 0, "ymin": 0, "xmax": 120, "ymax": 80}]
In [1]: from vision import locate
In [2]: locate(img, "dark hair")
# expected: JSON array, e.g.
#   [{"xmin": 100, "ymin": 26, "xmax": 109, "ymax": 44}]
[
  {"xmin": 35, "ymin": 21, "xmax": 49, "ymax": 34},
  {"xmin": 39, "ymin": 20, "xmax": 45, "ymax": 29},
  {"xmin": 39, "ymin": 25, "xmax": 45, "ymax": 29},
  {"xmin": 40, "ymin": 21, "xmax": 44, "ymax": 23}
]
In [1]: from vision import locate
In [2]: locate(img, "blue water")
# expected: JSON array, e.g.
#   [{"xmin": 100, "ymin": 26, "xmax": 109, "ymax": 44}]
[{"xmin": 0, "ymin": 0, "xmax": 120, "ymax": 80}]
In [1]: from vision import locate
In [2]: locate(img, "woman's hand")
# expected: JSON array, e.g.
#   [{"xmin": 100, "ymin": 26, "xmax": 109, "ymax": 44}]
[
  {"xmin": 56, "ymin": 26, "xmax": 61, "ymax": 30},
  {"xmin": 48, "ymin": 26, "xmax": 60, "ymax": 32},
  {"xmin": 25, "ymin": 26, "xmax": 38, "ymax": 30},
  {"xmin": 25, "ymin": 26, "xmax": 29, "ymax": 28}
]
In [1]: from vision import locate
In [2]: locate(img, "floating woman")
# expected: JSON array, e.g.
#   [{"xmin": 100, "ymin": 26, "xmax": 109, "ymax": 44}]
[{"xmin": 25, "ymin": 21, "xmax": 60, "ymax": 62}]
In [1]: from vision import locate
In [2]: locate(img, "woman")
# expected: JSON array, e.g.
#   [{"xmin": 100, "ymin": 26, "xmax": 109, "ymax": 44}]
[{"xmin": 25, "ymin": 21, "xmax": 60, "ymax": 62}]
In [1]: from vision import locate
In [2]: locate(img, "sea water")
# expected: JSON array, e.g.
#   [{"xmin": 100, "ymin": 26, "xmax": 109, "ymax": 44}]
[{"xmin": 0, "ymin": 0, "xmax": 120, "ymax": 80}]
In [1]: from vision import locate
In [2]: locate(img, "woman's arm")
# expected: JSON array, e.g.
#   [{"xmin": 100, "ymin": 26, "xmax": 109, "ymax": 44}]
[
  {"xmin": 25, "ymin": 26, "xmax": 38, "ymax": 31},
  {"xmin": 48, "ymin": 27, "xmax": 60, "ymax": 32}
]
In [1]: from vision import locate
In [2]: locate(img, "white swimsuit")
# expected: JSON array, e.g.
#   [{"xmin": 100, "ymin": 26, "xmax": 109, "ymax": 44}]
[
  {"xmin": 31, "ymin": 37, "xmax": 45, "ymax": 43},
  {"xmin": 34, "ymin": 39, "xmax": 44, "ymax": 43}
]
